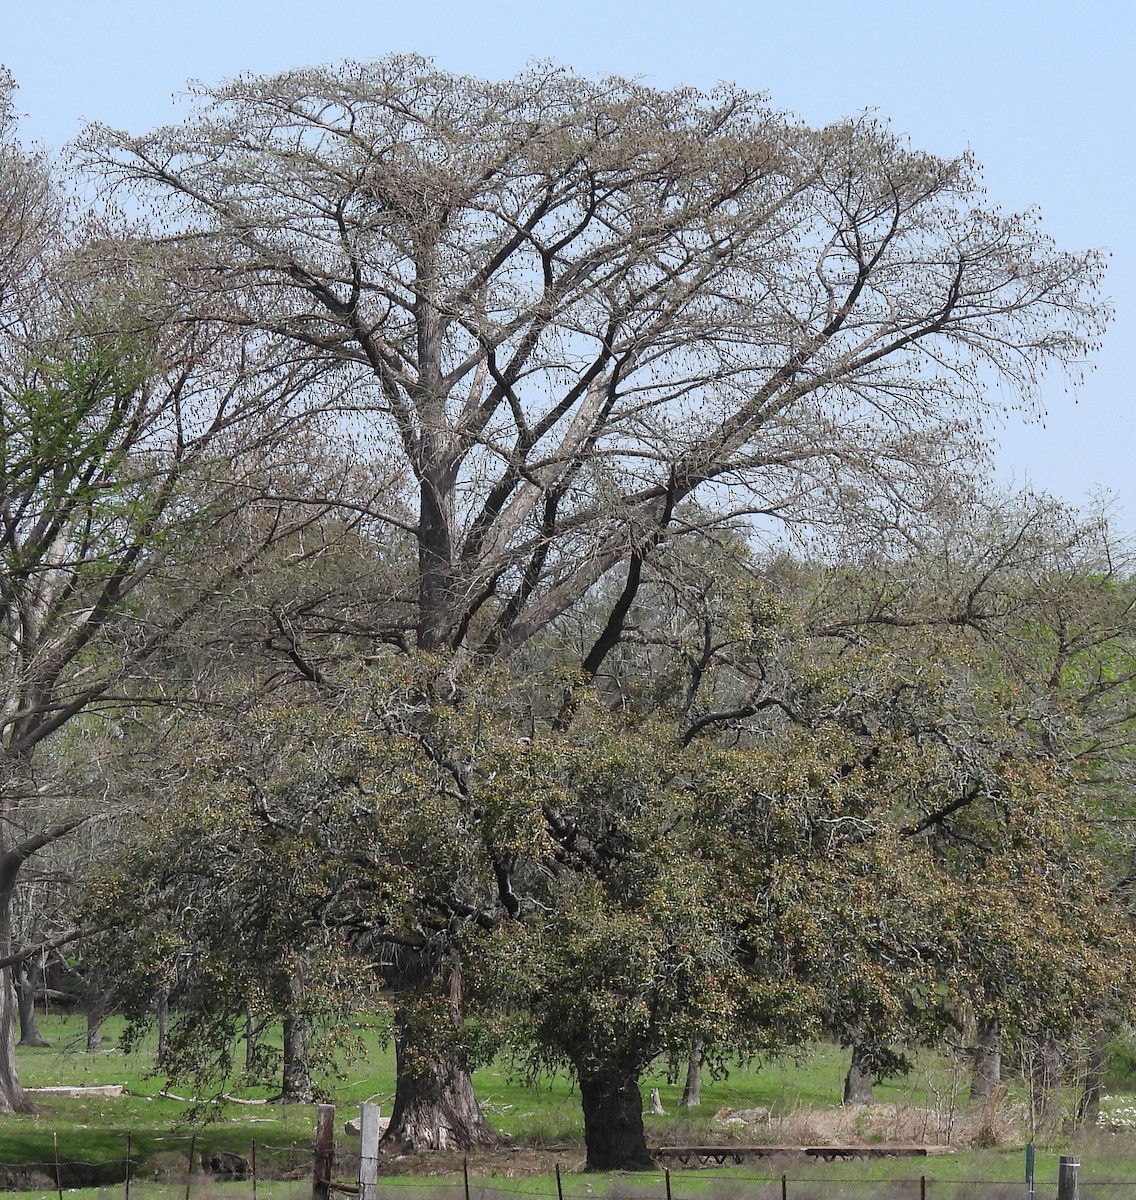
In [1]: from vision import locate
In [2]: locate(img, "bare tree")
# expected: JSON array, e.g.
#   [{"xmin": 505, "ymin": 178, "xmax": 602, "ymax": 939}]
[{"xmin": 76, "ymin": 57, "xmax": 1107, "ymax": 1150}]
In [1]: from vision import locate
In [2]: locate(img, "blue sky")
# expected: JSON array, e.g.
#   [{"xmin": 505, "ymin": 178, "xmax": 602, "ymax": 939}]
[{"xmin": 5, "ymin": 0, "xmax": 1133, "ymax": 525}]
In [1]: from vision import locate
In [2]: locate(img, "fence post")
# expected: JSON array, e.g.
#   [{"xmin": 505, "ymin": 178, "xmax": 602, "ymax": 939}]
[
  {"xmin": 555, "ymin": 1163, "xmax": 564, "ymax": 1200},
  {"xmin": 125, "ymin": 1131, "xmax": 132, "ymax": 1200},
  {"xmin": 781, "ymin": 1173, "xmax": 787, "ymax": 1200},
  {"xmin": 358, "ymin": 1103, "xmax": 381, "ymax": 1200},
  {"xmin": 665, "ymin": 1167, "xmax": 672, "ymax": 1200},
  {"xmin": 252, "ymin": 1140, "xmax": 258, "ymax": 1200},
  {"xmin": 185, "ymin": 1133, "xmax": 196, "ymax": 1200},
  {"xmin": 53, "ymin": 1132, "xmax": 63, "ymax": 1200},
  {"xmin": 1057, "ymin": 1156, "xmax": 1080, "ymax": 1200},
  {"xmin": 313, "ymin": 1103, "xmax": 336, "ymax": 1200}
]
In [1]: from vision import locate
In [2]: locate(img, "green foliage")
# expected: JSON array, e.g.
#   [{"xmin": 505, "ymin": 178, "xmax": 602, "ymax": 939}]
[{"xmin": 77, "ymin": 508, "xmax": 1136, "ymax": 1159}]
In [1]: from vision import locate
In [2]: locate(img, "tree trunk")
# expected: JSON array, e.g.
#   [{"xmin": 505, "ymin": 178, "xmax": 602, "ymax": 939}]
[
  {"xmin": 281, "ymin": 1013, "xmax": 314, "ymax": 1103},
  {"xmin": 16, "ymin": 962, "xmax": 48, "ymax": 1047},
  {"xmin": 156, "ymin": 988, "xmax": 169, "ymax": 1060},
  {"xmin": 679, "ymin": 1037, "xmax": 703, "ymax": 1108},
  {"xmin": 843, "ymin": 1043, "xmax": 876, "ymax": 1106},
  {"xmin": 0, "ymin": 814, "xmax": 31, "ymax": 1110},
  {"xmin": 577, "ymin": 1063, "xmax": 654, "ymax": 1171},
  {"xmin": 383, "ymin": 1009, "xmax": 495, "ymax": 1150},
  {"xmin": 970, "ymin": 1016, "xmax": 1002, "ymax": 1105},
  {"xmin": 0, "ymin": 966, "xmax": 28, "ymax": 1112},
  {"xmin": 1028, "ymin": 1032, "xmax": 1063, "ymax": 1125},
  {"xmin": 1076, "ymin": 1031, "xmax": 1104, "ymax": 1130},
  {"xmin": 0, "ymin": 880, "xmax": 30, "ymax": 1111},
  {"xmin": 85, "ymin": 996, "xmax": 104, "ymax": 1053},
  {"xmin": 0, "ymin": 765, "xmax": 83, "ymax": 1111}
]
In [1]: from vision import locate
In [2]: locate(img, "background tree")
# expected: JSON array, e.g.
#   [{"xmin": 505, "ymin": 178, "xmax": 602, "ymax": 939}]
[{"xmin": 0, "ymin": 78, "xmax": 387, "ymax": 1111}]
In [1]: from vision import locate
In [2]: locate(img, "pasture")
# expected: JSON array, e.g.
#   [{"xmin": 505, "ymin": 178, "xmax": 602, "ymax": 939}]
[{"xmin": 2, "ymin": 1014, "xmax": 1135, "ymax": 1199}]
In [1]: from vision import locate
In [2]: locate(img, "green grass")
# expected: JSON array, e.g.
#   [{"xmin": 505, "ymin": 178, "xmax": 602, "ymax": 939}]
[
  {"xmin": 8, "ymin": 1014, "xmax": 877, "ymax": 1159},
  {"xmin": 6, "ymin": 1014, "xmax": 1136, "ymax": 1199}
]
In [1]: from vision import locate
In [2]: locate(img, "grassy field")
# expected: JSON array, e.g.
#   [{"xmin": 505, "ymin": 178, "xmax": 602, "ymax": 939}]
[
  {"xmin": 4, "ymin": 1014, "xmax": 944, "ymax": 1159},
  {"xmin": 3, "ymin": 1013, "xmax": 1136, "ymax": 1200}
]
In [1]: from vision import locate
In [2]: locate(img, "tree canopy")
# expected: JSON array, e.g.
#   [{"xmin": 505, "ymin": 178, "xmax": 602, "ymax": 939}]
[{"xmin": 0, "ymin": 57, "xmax": 1125, "ymax": 1168}]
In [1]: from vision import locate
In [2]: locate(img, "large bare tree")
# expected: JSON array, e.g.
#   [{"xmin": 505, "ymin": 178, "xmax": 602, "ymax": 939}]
[{"xmin": 77, "ymin": 56, "xmax": 1107, "ymax": 1147}]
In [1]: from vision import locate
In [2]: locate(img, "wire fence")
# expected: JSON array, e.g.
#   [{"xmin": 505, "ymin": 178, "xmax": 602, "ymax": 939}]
[{"xmin": 4, "ymin": 1134, "xmax": 1136, "ymax": 1200}]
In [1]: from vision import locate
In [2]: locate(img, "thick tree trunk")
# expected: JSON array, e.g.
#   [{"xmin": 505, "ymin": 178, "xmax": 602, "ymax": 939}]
[
  {"xmin": 1076, "ymin": 1031, "xmax": 1104, "ymax": 1129},
  {"xmin": 843, "ymin": 1043, "xmax": 876, "ymax": 1106},
  {"xmin": 679, "ymin": 1037, "xmax": 703, "ymax": 1108},
  {"xmin": 384, "ymin": 1030, "xmax": 495, "ymax": 1150},
  {"xmin": 0, "ymin": 765, "xmax": 82, "ymax": 1112},
  {"xmin": 970, "ymin": 1016, "xmax": 1002, "ymax": 1105},
  {"xmin": 383, "ymin": 960, "xmax": 494, "ymax": 1151},
  {"xmin": 16, "ymin": 962, "xmax": 48, "ymax": 1047},
  {"xmin": 1028, "ymin": 1032, "xmax": 1063, "ymax": 1125},
  {"xmin": 0, "ymin": 873, "xmax": 30, "ymax": 1112},
  {"xmin": 279, "ymin": 970, "xmax": 314, "ymax": 1103},
  {"xmin": 85, "ymin": 998, "xmax": 104, "ymax": 1053},
  {"xmin": 281, "ymin": 1013, "xmax": 314, "ymax": 1103},
  {"xmin": 577, "ymin": 1063, "xmax": 654, "ymax": 1171},
  {"xmin": 0, "ymin": 968, "xmax": 28, "ymax": 1112}
]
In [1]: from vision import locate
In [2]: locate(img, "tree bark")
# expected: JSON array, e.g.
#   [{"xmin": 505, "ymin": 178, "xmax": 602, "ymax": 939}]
[
  {"xmin": 0, "ymin": 969, "xmax": 28, "ymax": 1112},
  {"xmin": 85, "ymin": 993, "xmax": 105, "ymax": 1053},
  {"xmin": 281, "ymin": 1012, "xmax": 314, "ymax": 1103},
  {"xmin": 0, "ymin": 879, "xmax": 30, "ymax": 1111},
  {"xmin": 245, "ymin": 1011, "xmax": 259, "ymax": 1072},
  {"xmin": 156, "ymin": 988, "xmax": 169, "ymax": 1060},
  {"xmin": 577, "ymin": 1063, "xmax": 654, "ymax": 1171},
  {"xmin": 16, "ymin": 962, "xmax": 48, "ymax": 1047},
  {"xmin": 1076, "ymin": 1031, "xmax": 1104, "ymax": 1130},
  {"xmin": 383, "ymin": 1017, "xmax": 495, "ymax": 1150},
  {"xmin": 970, "ymin": 1016, "xmax": 1002, "ymax": 1105},
  {"xmin": 1028, "ymin": 1032, "xmax": 1063, "ymax": 1125},
  {"xmin": 0, "ymin": 794, "xmax": 32, "ymax": 1109},
  {"xmin": 679, "ymin": 1037, "xmax": 702, "ymax": 1108},
  {"xmin": 843, "ymin": 1042, "xmax": 876, "ymax": 1106}
]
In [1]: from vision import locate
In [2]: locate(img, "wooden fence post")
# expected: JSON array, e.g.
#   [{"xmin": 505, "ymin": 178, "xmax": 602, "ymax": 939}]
[
  {"xmin": 358, "ymin": 1103, "xmax": 381, "ymax": 1200},
  {"xmin": 1057, "ymin": 1156, "xmax": 1080, "ymax": 1200},
  {"xmin": 313, "ymin": 1103, "xmax": 336, "ymax": 1200}
]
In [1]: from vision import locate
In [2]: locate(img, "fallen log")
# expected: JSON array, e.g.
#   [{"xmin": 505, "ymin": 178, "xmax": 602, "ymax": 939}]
[{"xmin": 26, "ymin": 1085, "xmax": 126, "ymax": 1098}]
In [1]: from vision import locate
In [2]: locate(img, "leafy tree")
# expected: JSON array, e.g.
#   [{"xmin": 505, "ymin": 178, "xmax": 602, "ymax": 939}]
[
  {"xmin": 783, "ymin": 496, "xmax": 1136, "ymax": 1103},
  {"xmin": 0, "ymin": 79, "xmax": 383, "ymax": 1111},
  {"xmin": 73, "ymin": 55, "xmax": 1110, "ymax": 1149},
  {"xmin": 84, "ymin": 523, "xmax": 1134, "ymax": 1169}
]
